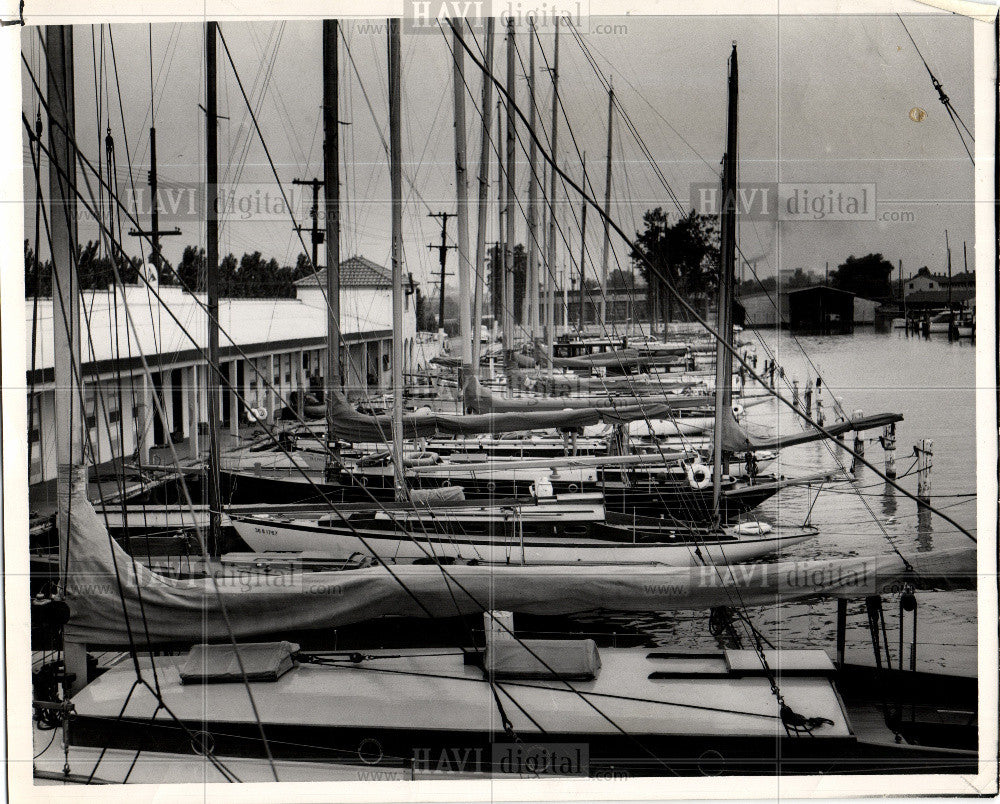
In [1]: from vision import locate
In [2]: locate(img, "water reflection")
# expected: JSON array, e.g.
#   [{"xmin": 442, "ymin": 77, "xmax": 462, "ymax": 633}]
[
  {"xmin": 916, "ymin": 502, "xmax": 934, "ymax": 552},
  {"xmin": 881, "ymin": 482, "xmax": 897, "ymax": 521}
]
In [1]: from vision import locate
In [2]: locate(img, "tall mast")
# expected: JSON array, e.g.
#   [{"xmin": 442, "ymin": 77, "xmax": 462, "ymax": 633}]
[
  {"xmin": 599, "ymin": 83, "xmax": 614, "ymax": 325},
  {"xmin": 504, "ymin": 19, "xmax": 517, "ymax": 367},
  {"xmin": 205, "ymin": 21, "xmax": 222, "ymax": 554},
  {"xmin": 712, "ymin": 43, "xmax": 738, "ymax": 519},
  {"xmin": 452, "ymin": 24, "xmax": 472, "ymax": 366},
  {"xmin": 388, "ymin": 19, "xmax": 406, "ymax": 501},
  {"xmin": 577, "ymin": 154, "xmax": 588, "ymax": 333},
  {"xmin": 471, "ymin": 18, "xmax": 494, "ymax": 374},
  {"xmin": 323, "ymin": 20, "xmax": 342, "ymax": 409},
  {"xmin": 526, "ymin": 22, "xmax": 540, "ymax": 344},
  {"xmin": 46, "ymin": 25, "xmax": 85, "ymax": 691},
  {"xmin": 945, "ymin": 229, "xmax": 952, "ymax": 314},
  {"xmin": 496, "ymin": 98, "xmax": 505, "ymax": 355},
  {"xmin": 545, "ymin": 19, "xmax": 560, "ymax": 357}
]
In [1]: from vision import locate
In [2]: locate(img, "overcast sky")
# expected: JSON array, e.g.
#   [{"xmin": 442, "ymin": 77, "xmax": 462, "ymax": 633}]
[{"xmin": 21, "ymin": 13, "xmax": 975, "ymax": 293}]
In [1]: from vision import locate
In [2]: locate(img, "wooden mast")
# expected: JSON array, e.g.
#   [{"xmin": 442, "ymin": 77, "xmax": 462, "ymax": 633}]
[
  {"xmin": 599, "ymin": 83, "xmax": 614, "ymax": 326},
  {"xmin": 205, "ymin": 21, "xmax": 222, "ymax": 554},
  {"xmin": 526, "ymin": 22, "xmax": 540, "ymax": 345},
  {"xmin": 388, "ymin": 19, "xmax": 406, "ymax": 501},
  {"xmin": 471, "ymin": 18, "xmax": 494, "ymax": 375},
  {"xmin": 46, "ymin": 24, "xmax": 87, "ymax": 693},
  {"xmin": 545, "ymin": 18, "xmax": 560, "ymax": 360},
  {"xmin": 323, "ymin": 20, "xmax": 342, "ymax": 418},
  {"xmin": 452, "ymin": 24, "xmax": 472, "ymax": 367},
  {"xmin": 503, "ymin": 19, "xmax": 516, "ymax": 369},
  {"xmin": 577, "ymin": 154, "xmax": 588, "ymax": 332},
  {"xmin": 712, "ymin": 43, "xmax": 738, "ymax": 519}
]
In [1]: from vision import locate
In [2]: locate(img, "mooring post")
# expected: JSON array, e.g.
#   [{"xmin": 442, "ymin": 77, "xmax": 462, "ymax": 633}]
[
  {"xmin": 816, "ymin": 398, "xmax": 824, "ymax": 427},
  {"xmin": 852, "ymin": 409, "xmax": 865, "ymax": 456},
  {"xmin": 916, "ymin": 439, "xmax": 932, "ymax": 502},
  {"xmin": 804, "ymin": 384, "xmax": 813, "ymax": 416},
  {"xmin": 835, "ymin": 597, "xmax": 847, "ymax": 668},
  {"xmin": 792, "ymin": 380, "xmax": 800, "ymax": 410},
  {"xmin": 883, "ymin": 422, "xmax": 897, "ymax": 479}
]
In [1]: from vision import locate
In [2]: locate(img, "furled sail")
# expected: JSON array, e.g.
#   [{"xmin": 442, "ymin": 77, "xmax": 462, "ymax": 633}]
[
  {"xmin": 325, "ymin": 390, "xmax": 696, "ymax": 442},
  {"xmin": 462, "ymin": 375, "xmax": 713, "ymax": 415},
  {"xmin": 61, "ymin": 467, "xmax": 974, "ymax": 648},
  {"xmin": 721, "ymin": 409, "xmax": 904, "ymax": 453},
  {"xmin": 532, "ymin": 341, "xmax": 688, "ymax": 372}
]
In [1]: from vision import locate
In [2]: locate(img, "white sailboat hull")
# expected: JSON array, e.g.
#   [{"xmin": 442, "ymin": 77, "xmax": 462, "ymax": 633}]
[{"xmin": 230, "ymin": 514, "xmax": 814, "ymax": 566}]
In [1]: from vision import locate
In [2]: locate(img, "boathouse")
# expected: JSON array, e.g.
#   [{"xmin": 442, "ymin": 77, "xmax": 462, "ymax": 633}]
[
  {"xmin": 786, "ymin": 285, "xmax": 856, "ymax": 334},
  {"xmin": 26, "ymin": 256, "xmax": 418, "ymax": 486}
]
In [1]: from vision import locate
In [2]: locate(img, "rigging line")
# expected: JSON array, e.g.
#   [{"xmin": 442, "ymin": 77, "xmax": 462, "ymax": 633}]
[
  {"xmin": 25, "ymin": 93, "xmax": 286, "ymax": 778},
  {"xmin": 896, "ymin": 13, "xmax": 975, "ymax": 143},
  {"xmin": 37, "ymin": 125, "xmax": 176, "ymax": 705},
  {"xmin": 447, "ymin": 33, "xmax": 775, "ymax": 610},
  {"xmin": 47, "ymin": 124, "xmax": 283, "ymax": 780},
  {"xmin": 565, "ymin": 23, "xmax": 689, "ymax": 217},
  {"xmin": 103, "ymin": 27, "xmax": 169, "ymax": 383},
  {"xmin": 29, "ymin": 138, "xmax": 162, "ymax": 708},
  {"xmin": 447, "ymin": 25, "xmax": 977, "ymax": 548},
  {"xmin": 31, "ymin": 121, "xmax": 466, "ymax": 636}
]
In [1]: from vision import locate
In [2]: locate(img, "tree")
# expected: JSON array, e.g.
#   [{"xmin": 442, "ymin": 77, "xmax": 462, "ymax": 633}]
[
  {"xmin": 24, "ymin": 240, "xmax": 52, "ymax": 296},
  {"xmin": 486, "ymin": 243, "xmax": 528, "ymax": 326},
  {"xmin": 629, "ymin": 208, "xmax": 719, "ymax": 323},
  {"xmin": 607, "ymin": 268, "xmax": 637, "ymax": 290},
  {"xmin": 831, "ymin": 253, "xmax": 893, "ymax": 301}
]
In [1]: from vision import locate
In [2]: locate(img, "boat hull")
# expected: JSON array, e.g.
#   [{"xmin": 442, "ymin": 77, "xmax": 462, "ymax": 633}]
[{"xmin": 229, "ymin": 514, "xmax": 813, "ymax": 565}]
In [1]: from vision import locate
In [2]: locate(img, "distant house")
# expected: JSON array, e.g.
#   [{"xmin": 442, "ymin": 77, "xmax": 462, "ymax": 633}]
[
  {"xmin": 905, "ymin": 268, "xmax": 947, "ymax": 294},
  {"xmin": 904, "ymin": 266, "xmax": 975, "ymax": 303}
]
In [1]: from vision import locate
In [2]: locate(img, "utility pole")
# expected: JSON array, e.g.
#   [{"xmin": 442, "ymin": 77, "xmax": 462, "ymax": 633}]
[
  {"xmin": 427, "ymin": 212, "xmax": 456, "ymax": 331},
  {"xmin": 128, "ymin": 125, "xmax": 181, "ymax": 274},
  {"xmin": 292, "ymin": 177, "xmax": 325, "ymax": 272}
]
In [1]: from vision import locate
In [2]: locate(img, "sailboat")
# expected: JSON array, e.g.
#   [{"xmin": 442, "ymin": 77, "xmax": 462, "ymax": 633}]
[{"xmin": 27, "ymin": 22, "xmax": 981, "ymax": 786}]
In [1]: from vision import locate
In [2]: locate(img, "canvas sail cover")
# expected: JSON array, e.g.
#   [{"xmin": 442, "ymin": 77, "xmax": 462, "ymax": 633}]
[
  {"xmin": 325, "ymin": 390, "xmax": 699, "ymax": 442},
  {"xmin": 533, "ymin": 341, "xmax": 687, "ymax": 372},
  {"xmin": 721, "ymin": 410, "xmax": 904, "ymax": 453},
  {"xmin": 61, "ymin": 466, "xmax": 974, "ymax": 648},
  {"xmin": 462, "ymin": 375, "xmax": 713, "ymax": 415}
]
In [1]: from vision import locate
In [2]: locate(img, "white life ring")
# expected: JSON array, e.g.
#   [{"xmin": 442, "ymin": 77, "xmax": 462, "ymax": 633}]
[
  {"xmin": 687, "ymin": 462, "xmax": 712, "ymax": 489},
  {"xmin": 731, "ymin": 404, "xmax": 744, "ymax": 418}
]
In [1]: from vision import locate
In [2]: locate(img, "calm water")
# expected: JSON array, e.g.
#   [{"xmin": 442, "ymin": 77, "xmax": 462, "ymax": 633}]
[{"xmin": 587, "ymin": 330, "xmax": 979, "ymax": 675}]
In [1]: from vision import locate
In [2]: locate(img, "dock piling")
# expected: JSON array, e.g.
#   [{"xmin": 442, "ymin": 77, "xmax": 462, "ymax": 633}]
[
  {"xmin": 915, "ymin": 439, "xmax": 933, "ymax": 502},
  {"xmin": 882, "ymin": 423, "xmax": 897, "ymax": 479}
]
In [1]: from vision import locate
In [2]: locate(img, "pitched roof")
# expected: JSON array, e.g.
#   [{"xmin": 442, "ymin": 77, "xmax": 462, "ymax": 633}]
[
  {"xmin": 947, "ymin": 271, "xmax": 975, "ymax": 285},
  {"xmin": 294, "ymin": 256, "xmax": 393, "ymax": 289}
]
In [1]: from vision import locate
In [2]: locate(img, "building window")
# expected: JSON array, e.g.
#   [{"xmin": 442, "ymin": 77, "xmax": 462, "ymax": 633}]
[{"xmin": 928, "ymin": 282, "xmax": 934, "ymax": 288}]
